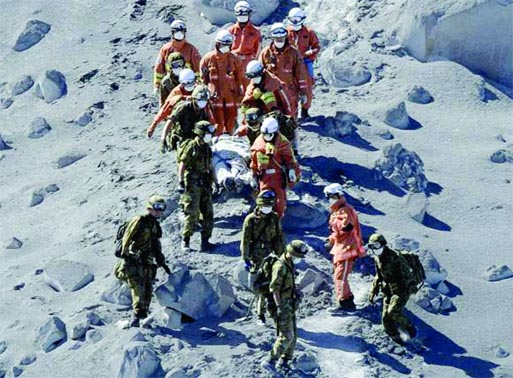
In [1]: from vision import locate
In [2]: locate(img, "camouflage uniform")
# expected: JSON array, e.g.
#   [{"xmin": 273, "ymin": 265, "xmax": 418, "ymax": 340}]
[
  {"xmin": 240, "ymin": 208, "xmax": 285, "ymax": 316},
  {"xmin": 114, "ymin": 214, "xmax": 166, "ymax": 319},
  {"xmin": 167, "ymin": 100, "xmax": 211, "ymax": 150},
  {"xmin": 370, "ymin": 246, "xmax": 416, "ymax": 338},
  {"xmin": 159, "ymin": 72, "xmax": 180, "ymax": 108},
  {"xmin": 178, "ymin": 136, "xmax": 214, "ymax": 241},
  {"xmin": 269, "ymin": 255, "xmax": 298, "ymax": 362}
]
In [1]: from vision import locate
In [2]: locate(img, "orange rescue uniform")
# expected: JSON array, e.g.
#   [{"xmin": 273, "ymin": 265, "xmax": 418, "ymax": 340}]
[
  {"xmin": 241, "ymin": 70, "xmax": 293, "ymax": 116},
  {"xmin": 228, "ymin": 22, "xmax": 261, "ymax": 89},
  {"xmin": 153, "ymin": 40, "xmax": 202, "ymax": 89}
]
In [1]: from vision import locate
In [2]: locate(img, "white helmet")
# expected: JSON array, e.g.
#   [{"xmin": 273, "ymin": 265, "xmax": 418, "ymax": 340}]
[
  {"xmin": 246, "ymin": 60, "xmax": 264, "ymax": 78},
  {"xmin": 288, "ymin": 8, "xmax": 306, "ymax": 26},
  {"xmin": 261, "ymin": 117, "xmax": 279, "ymax": 134},
  {"xmin": 215, "ymin": 30, "xmax": 234, "ymax": 44},
  {"xmin": 170, "ymin": 19, "xmax": 186, "ymax": 32},
  {"xmin": 323, "ymin": 183, "xmax": 344, "ymax": 197},
  {"xmin": 179, "ymin": 69, "xmax": 196, "ymax": 85},
  {"xmin": 234, "ymin": 1, "xmax": 252, "ymax": 15},
  {"xmin": 269, "ymin": 23, "xmax": 288, "ymax": 38}
]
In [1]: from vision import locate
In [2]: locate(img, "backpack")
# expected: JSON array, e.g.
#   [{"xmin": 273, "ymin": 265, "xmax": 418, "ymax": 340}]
[
  {"xmin": 396, "ymin": 250, "xmax": 426, "ymax": 294},
  {"xmin": 267, "ymin": 110, "xmax": 297, "ymax": 142},
  {"xmin": 114, "ymin": 221, "xmax": 129, "ymax": 258},
  {"xmin": 252, "ymin": 253, "xmax": 280, "ymax": 295}
]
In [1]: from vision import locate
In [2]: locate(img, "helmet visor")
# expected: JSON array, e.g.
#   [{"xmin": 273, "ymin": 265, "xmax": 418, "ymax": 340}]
[
  {"xmin": 152, "ymin": 202, "xmax": 166, "ymax": 211},
  {"xmin": 245, "ymin": 71, "xmax": 261, "ymax": 79},
  {"xmin": 170, "ymin": 60, "xmax": 185, "ymax": 69},
  {"xmin": 288, "ymin": 16, "xmax": 304, "ymax": 25}
]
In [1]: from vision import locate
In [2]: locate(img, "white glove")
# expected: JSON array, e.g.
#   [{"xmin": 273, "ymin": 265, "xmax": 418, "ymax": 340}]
[
  {"xmin": 305, "ymin": 49, "xmax": 315, "ymax": 56},
  {"xmin": 300, "ymin": 94, "xmax": 307, "ymax": 104},
  {"xmin": 153, "ymin": 87, "xmax": 159, "ymax": 97},
  {"xmin": 288, "ymin": 169, "xmax": 297, "ymax": 182},
  {"xmin": 250, "ymin": 176, "xmax": 258, "ymax": 189}
]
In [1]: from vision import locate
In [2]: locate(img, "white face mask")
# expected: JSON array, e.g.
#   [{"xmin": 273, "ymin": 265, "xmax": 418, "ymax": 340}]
[
  {"xmin": 250, "ymin": 76, "xmax": 262, "ymax": 85},
  {"xmin": 184, "ymin": 84, "xmax": 195, "ymax": 92},
  {"xmin": 372, "ymin": 247, "xmax": 385, "ymax": 257},
  {"xmin": 237, "ymin": 15, "xmax": 249, "ymax": 23},
  {"xmin": 173, "ymin": 31, "xmax": 185, "ymax": 41},
  {"xmin": 260, "ymin": 206, "xmax": 272, "ymax": 214},
  {"xmin": 219, "ymin": 45, "xmax": 230, "ymax": 54},
  {"xmin": 196, "ymin": 100, "xmax": 207, "ymax": 109},
  {"xmin": 203, "ymin": 134, "xmax": 213, "ymax": 144},
  {"xmin": 291, "ymin": 24, "xmax": 302, "ymax": 31},
  {"xmin": 172, "ymin": 67, "xmax": 183, "ymax": 76},
  {"xmin": 274, "ymin": 40, "xmax": 285, "ymax": 49},
  {"xmin": 263, "ymin": 133, "xmax": 274, "ymax": 142}
]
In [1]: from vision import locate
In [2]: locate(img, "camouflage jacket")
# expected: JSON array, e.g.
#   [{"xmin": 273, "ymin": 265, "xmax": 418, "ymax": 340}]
[
  {"xmin": 370, "ymin": 246, "xmax": 409, "ymax": 297},
  {"xmin": 171, "ymin": 100, "xmax": 209, "ymax": 140},
  {"xmin": 159, "ymin": 73, "xmax": 180, "ymax": 107},
  {"xmin": 121, "ymin": 214, "xmax": 166, "ymax": 267},
  {"xmin": 178, "ymin": 136, "xmax": 213, "ymax": 181},
  {"xmin": 269, "ymin": 255, "xmax": 296, "ymax": 302},
  {"xmin": 240, "ymin": 209, "xmax": 285, "ymax": 266}
]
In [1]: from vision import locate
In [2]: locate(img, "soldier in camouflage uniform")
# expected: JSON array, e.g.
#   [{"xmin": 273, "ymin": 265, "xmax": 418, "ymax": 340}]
[
  {"xmin": 261, "ymin": 240, "xmax": 309, "ymax": 374},
  {"xmin": 161, "ymin": 85, "xmax": 214, "ymax": 152},
  {"xmin": 114, "ymin": 196, "xmax": 171, "ymax": 327},
  {"xmin": 240, "ymin": 190, "xmax": 286, "ymax": 322},
  {"xmin": 234, "ymin": 107, "xmax": 262, "ymax": 145},
  {"xmin": 367, "ymin": 233, "xmax": 417, "ymax": 344},
  {"xmin": 159, "ymin": 52, "xmax": 185, "ymax": 108},
  {"xmin": 177, "ymin": 120, "xmax": 216, "ymax": 252}
]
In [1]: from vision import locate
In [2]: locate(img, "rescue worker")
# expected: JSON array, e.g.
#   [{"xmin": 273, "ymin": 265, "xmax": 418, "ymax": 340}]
[
  {"xmin": 200, "ymin": 30, "xmax": 245, "ymax": 136},
  {"xmin": 234, "ymin": 107, "xmax": 262, "ymax": 145},
  {"xmin": 241, "ymin": 60, "xmax": 293, "ymax": 117},
  {"xmin": 158, "ymin": 52, "xmax": 185, "ymax": 108},
  {"xmin": 286, "ymin": 7, "xmax": 321, "ymax": 118},
  {"xmin": 259, "ymin": 23, "xmax": 308, "ymax": 120},
  {"xmin": 324, "ymin": 183, "xmax": 365, "ymax": 312},
  {"xmin": 147, "ymin": 69, "xmax": 197, "ymax": 138},
  {"xmin": 250, "ymin": 117, "xmax": 300, "ymax": 218},
  {"xmin": 240, "ymin": 190, "xmax": 286, "ymax": 323},
  {"xmin": 368, "ymin": 233, "xmax": 418, "ymax": 344},
  {"xmin": 261, "ymin": 240, "xmax": 308, "ymax": 374},
  {"xmin": 160, "ymin": 85, "xmax": 215, "ymax": 152},
  {"xmin": 228, "ymin": 1, "xmax": 262, "ymax": 90},
  {"xmin": 153, "ymin": 19, "xmax": 202, "ymax": 94},
  {"xmin": 177, "ymin": 121, "xmax": 216, "ymax": 252},
  {"xmin": 114, "ymin": 196, "xmax": 171, "ymax": 327}
]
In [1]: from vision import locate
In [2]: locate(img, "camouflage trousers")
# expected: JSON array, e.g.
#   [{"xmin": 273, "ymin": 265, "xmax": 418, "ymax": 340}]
[
  {"xmin": 180, "ymin": 182, "xmax": 214, "ymax": 239},
  {"xmin": 114, "ymin": 258, "xmax": 154, "ymax": 318},
  {"xmin": 271, "ymin": 301, "xmax": 297, "ymax": 361},
  {"xmin": 382, "ymin": 293, "xmax": 414, "ymax": 337}
]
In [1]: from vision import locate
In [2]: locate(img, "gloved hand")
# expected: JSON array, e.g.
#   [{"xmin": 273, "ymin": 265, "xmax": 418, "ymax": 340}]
[
  {"xmin": 153, "ymin": 87, "xmax": 159, "ymax": 97},
  {"xmin": 249, "ymin": 176, "xmax": 258, "ymax": 189},
  {"xmin": 162, "ymin": 264, "xmax": 171, "ymax": 275},
  {"xmin": 300, "ymin": 94, "xmax": 307, "ymax": 105},
  {"xmin": 324, "ymin": 238, "xmax": 333, "ymax": 252},
  {"xmin": 244, "ymin": 260, "xmax": 252, "ymax": 272},
  {"xmin": 178, "ymin": 180, "xmax": 185, "ymax": 193},
  {"xmin": 305, "ymin": 49, "xmax": 315, "ymax": 57},
  {"xmin": 147, "ymin": 124, "xmax": 156, "ymax": 138},
  {"xmin": 288, "ymin": 169, "xmax": 297, "ymax": 183},
  {"xmin": 160, "ymin": 139, "xmax": 169, "ymax": 154},
  {"xmin": 253, "ymin": 87, "xmax": 262, "ymax": 100}
]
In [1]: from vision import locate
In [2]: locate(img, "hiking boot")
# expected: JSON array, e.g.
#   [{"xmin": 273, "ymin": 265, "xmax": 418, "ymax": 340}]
[
  {"xmin": 181, "ymin": 236, "xmax": 190, "ymax": 252},
  {"xmin": 257, "ymin": 314, "xmax": 266, "ymax": 325},
  {"xmin": 390, "ymin": 333, "xmax": 404, "ymax": 345},
  {"xmin": 200, "ymin": 237, "xmax": 215, "ymax": 252},
  {"xmin": 260, "ymin": 357, "xmax": 277, "ymax": 372},
  {"xmin": 338, "ymin": 296, "xmax": 356, "ymax": 311},
  {"xmin": 300, "ymin": 108, "xmax": 310, "ymax": 119},
  {"xmin": 406, "ymin": 325, "xmax": 418, "ymax": 339},
  {"xmin": 129, "ymin": 315, "xmax": 140, "ymax": 328},
  {"xmin": 276, "ymin": 358, "xmax": 291, "ymax": 374}
]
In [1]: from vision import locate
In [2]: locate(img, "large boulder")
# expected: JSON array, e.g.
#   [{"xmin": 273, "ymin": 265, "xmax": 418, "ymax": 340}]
[
  {"xmin": 117, "ymin": 343, "xmax": 163, "ymax": 378},
  {"xmin": 374, "ymin": 143, "xmax": 428, "ymax": 193},
  {"xmin": 44, "ymin": 260, "xmax": 94, "ymax": 292},
  {"xmin": 414, "ymin": 286, "xmax": 453, "ymax": 313},
  {"xmin": 191, "ymin": 0, "xmax": 279, "ymax": 25},
  {"xmin": 406, "ymin": 192, "xmax": 429, "ymax": 223},
  {"xmin": 283, "ymin": 201, "xmax": 328, "ymax": 231},
  {"xmin": 321, "ymin": 111, "xmax": 360, "ymax": 139},
  {"xmin": 322, "ymin": 59, "xmax": 371, "ymax": 88},
  {"xmin": 417, "ymin": 249, "xmax": 448, "ymax": 287},
  {"xmin": 298, "ymin": 269, "xmax": 328, "ymax": 296},
  {"xmin": 205, "ymin": 274, "xmax": 236, "ymax": 318},
  {"xmin": 28, "ymin": 117, "xmax": 52, "ymax": 139},
  {"xmin": 375, "ymin": 101, "xmax": 410, "ymax": 129},
  {"xmin": 13, "ymin": 20, "xmax": 51, "ymax": 52},
  {"xmin": 35, "ymin": 316, "xmax": 67, "ymax": 352},
  {"xmin": 34, "ymin": 70, "xmax": 67, "ymax": 103},
  {"xmin": 101, "ymin": 279, "xmax": 132, "ymax": 306}
]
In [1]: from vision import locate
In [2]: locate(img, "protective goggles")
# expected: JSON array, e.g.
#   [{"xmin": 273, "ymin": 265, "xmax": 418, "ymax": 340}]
[
  {"xmin": 170, "ymin": 60, "xmax": 185, "ymax": 69},
  {"xmin": 367, "ymin": 242, "xmax": 381, "ymax": 250},
  {"xmin": 288, "ymin": 16, "xmax": 305, "ymax": 25},
  {"xmin": 260, "ymin": 190, "xmax": 276, "ymax": 199},
  {"xmin": 325, "ymin": 193, "xmax": 340, "ymax": 199},
  {"xmin": 245, "ymin": 71, "xmax": 261, "ymax": 79},
  {"xmin": 235, "ymin": 9, "xmax": 251, "ymax": 16},
  {"xmin": 245, "ymin": 112, "xmax": 261, "ymax": 122},
  {"xmin": 182, "ymin": 78, "xmax": 195, "ymax": 86},
  {"xmin": 200, "ymin": 124, "xmax": 216, "ymax": 133},
  {"xmin": 152, "ymin": 202, "xmax": 166, "ymax": 211}
]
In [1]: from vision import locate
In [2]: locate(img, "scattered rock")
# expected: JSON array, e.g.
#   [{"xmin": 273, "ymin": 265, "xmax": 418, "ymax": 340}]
[
  {"xmin": 19, "ymin": 354, "xmax": 36, "ymax": 366},
  {"xmin": 283, "ymin": 202, "xmax": 328, "ymax": 231},
  {"xmin": 378, "ymin": 130, "xmax": 394, "ymax": 140},
  {"xmin": 321, "ymin": 111, "xmax": 360, "ymax": 138},
  {"xmin": 205, "ymin": 274, "xmax": 236, "ymax": 318},
  {"xmin": 44, "ymin": 260, "xmax": 94, "ymax": 292},
  {"xmin": 378, "ymin": 101, "xmax": 410, "ymax": 129},
  {"xmin": 10, "ymin": 75, "xmax": 34, "ymax": 96},
  {"xmin": 35, "ymin": 316, "xmax": 67, "ymax": 352},
  {"xmin": 101, "ymin": 279, "xmax": 132, "ymax": 306},
  {"xmin": 295, "ymin": 352, "xmax": 321, "ymax": 376},
  {"xmin": 13, "ymin": 283, "xmax": 25, "ymax": 291},
  {"xmin": 85, "ymin": 329, "xmax": 103, "ymax": 344},
  {"xmin": 56, "ymin": 153, "xmax": 86, "ymax": 168},
  {"xmin": 69, "ymin": 320, "xmax": 90, "ymax": 340},
  {"xmin": 30, "ymin": 191, "xmax": 45, "ymax": 207},
  {"xmin": 28, "ymin": 117, "xmax": 52, "ymax": 138},
  {"xmin": 477, "ymin": 81, "xmax": 498, "ymax": 102},
  {"xmin": 406, "ymin": 192, "xmax": 429, "ymax": 223},
  {"xmin": 0, "ymin": 98, "xmax": 14, "ymax": 109},
  {"xmin": 34, "ymin": 70, "xmax": 67, "ymax": 103},
  {"xmin": 74, "ymin": 111, "xmax": 93, "ymax": 127},
  {"xmin": 163, "ymin": 308, "xmax": 182, "ymax": 330},
  {"xmin": 298, "ymin": 269, "xmax": 329, "ymax": 295},
  {"xmin": 324, "ymin": 60, "xmax": 371, "ymax": 88},
  {"xmin": 13, "ymin": 20, "xmax": 51, "ymax": 52},
  {"xmin": 490, "ymin": 149, "xmax": 513, "ymax": 164},
  {"xmin": 407, "ymin": 86, "xmax": 433, "ymax": 104},
  {"xmin": 0, "ymin": 135, "xmax": 12, "ymax": 150},
  {"xmin": 0, "ymin": 341, "xmax": 7, "ymax": 354},
  {"xmin": 496, "ymin": 346, "xmax": 510, "ymax": 358},
  {"xmin": 375, "ymin": 143, "xmax": 428, "ymax": 192},
  {"xmin": 233, "ymin": 261, "xmax": 251, "ymax": 290},
  {"xmin": 78, "ymin": 69, "xmax": 99, "ymax": 84},
  {"xmin": 483, "ymin": 265, "xmax": 513, "ymax": 282},
  {"xmin": 117, "ymin": 343, "xmax": 163, "ymax": 378},
  {"xmin": 86, "ymin": 311, "xmax": 103, "ymax": 326},
  {"xmin": 5, "ymin": 237, "xmax": 23, "ymax": 250},
  {"xmin": 417, "ymin": 249, "xmax": 448, "ymax": 286},
  {"xmin": 12, "ymin": 367, "xmax": 23, "ymax": 377},
  {"xmin": 414, "ymin": 286, "xmax": 453, "ymax": 314}
]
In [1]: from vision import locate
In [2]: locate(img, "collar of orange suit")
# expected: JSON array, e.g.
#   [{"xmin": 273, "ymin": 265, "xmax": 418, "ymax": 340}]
[
  {"xmin": 329, "ymin": 197, "xmax": 347, "ymax": 212},
  {"xmin": 171, "ymin": 39, "xmax": 186, "ymax": 49}
]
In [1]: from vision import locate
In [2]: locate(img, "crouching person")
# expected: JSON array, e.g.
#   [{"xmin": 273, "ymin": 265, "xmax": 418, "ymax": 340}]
[{"xmin": 114, "ymin": 196, "xmax": 171, "ymax": 327}]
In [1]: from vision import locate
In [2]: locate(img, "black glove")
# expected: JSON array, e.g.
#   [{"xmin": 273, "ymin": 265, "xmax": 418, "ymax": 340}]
[
  {"xmin": 162, "ymin": 264, "xmax": 171, "ymax": 275},
  {"xmin": 177, "ymin": 180, "xmax": 185, "ymax": 193}
]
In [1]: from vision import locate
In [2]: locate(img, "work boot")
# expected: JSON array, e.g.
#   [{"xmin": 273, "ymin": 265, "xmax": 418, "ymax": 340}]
[
  {"xmin": 181, "ymin": 236, "xmax": 190, "ymax": 252},
  {"xmin": 276, "ymin": 358, "xmax": 291, "ymax": 374},
  {"xmin": 257, "ymin": 313, "xmax": 266, "ymax": 325},
  {"xmin": 300, "ymin": 108, "xmax": 310, "ymax": 119},
  {"xmin": 129, "ymin": 315, "xmax": 140, "ymax": 328},
  {"xmin": 200, "ymin": 237, "xmax": 215, "ymax": 252},
  {"xmin": 338, "ymin": 295, "xmax": 356, "ymax": 311},
  {"xmin": 390, "ymin": 333, "xmax": 404, "ymax": 345},
  {"xmin": 260, "ymin": 357, "xmax": 277, "ymax": 372}
]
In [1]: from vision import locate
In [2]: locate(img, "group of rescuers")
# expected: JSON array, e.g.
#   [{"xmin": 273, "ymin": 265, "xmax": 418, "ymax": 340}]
[{"xmin": 114, "ymin": 2, "xmax": 418, "ymax": 375}]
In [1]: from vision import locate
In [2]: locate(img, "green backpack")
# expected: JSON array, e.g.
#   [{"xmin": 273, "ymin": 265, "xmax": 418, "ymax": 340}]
[
  {"xmin": 267, "ymin": 110, "xmax": 297, "ymax": 142},
  {"xmin": 396, "ymin": 251, "xmax": 426, "ymax": 294},
  {"xmin": 253, "ymin": 253, "xmax": 280, "ymax": 295}
]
